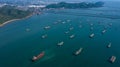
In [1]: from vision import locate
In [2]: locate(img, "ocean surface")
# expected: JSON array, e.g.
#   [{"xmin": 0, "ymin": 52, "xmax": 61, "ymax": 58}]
[{"xmin": 0, "ymin": 1, "xmax": 120, "ymax": 67}]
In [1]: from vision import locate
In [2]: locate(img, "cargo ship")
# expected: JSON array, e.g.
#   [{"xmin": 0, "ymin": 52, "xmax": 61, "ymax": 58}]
[
  {"xmin": 32, "ymin": 51, "xmax": 45, "ymax": 61},
  {"xmin": 109, "ymin": 56, "xmax": 116, "ymax": 63},
  {"xmin": 74, "ymin": 48, "xmax": 83, "ymax": 56}
]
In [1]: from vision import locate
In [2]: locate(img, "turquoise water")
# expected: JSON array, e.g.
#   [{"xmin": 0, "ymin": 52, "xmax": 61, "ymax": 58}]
[{"xmin": 0, "ymin": 4, "xmax": 120, "ymax": 67}]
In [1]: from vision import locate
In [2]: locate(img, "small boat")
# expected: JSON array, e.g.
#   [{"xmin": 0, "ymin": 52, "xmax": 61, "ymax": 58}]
[
  {"xmin": 44, "ymin": 26, "xmax": 51, "ymax": 30},
  {"xmin": 57, "ymin": 41, "xmax": 64, "ymax": 46},
  {"xmin": 41, "ymin": 34, "xmax": 47, "ymax": 39},
  {"xmin": 79, "ymin": 25, "xmax": 82, "ymax": 28},
  {"xmin": 89, "ymin": 33, "xmax": 94, "ymax": 38},
  {"xmin": 67, "ymin": 20, "xmax": 70, "ymax": 22},
  {"xmin": 90, "ymin": 27, "xmax": 93, "ymax": 31},
  {"xmin": 102, "ymin": 30, "xmax": 106, "ymax": 34},
  {"xmin": 90, "ymin": 23, "xmax": 93, "ymax": 26},
  {"xmin": 107, "ymin": 43, "xmax": 111, "ymax": 48},
  {"xmin": 26, "ymin": 28, "xmax": 30, "ymax": 32},
  {"xmin": 54, "ymin": 22, "xmax": 58, "ymax": 24},
  {"xmin": 74, "ymin": 48, "xmax": 83, "ymax": 55},
  {"xmin": 70, "ymin": 35, "xmax": 75, "ymax": 39},
  {"xmin": 109, "ymin": 23, "xmax": 112, "ymax": 26},
  {"xmin": 62, "ymin": 22, "xmax": 66, "ymax": 24},
  {"xmin": 69, "ymin": 27, "xmax": 74, "ymax": 31},
  {"xmin": 109, "ymin": 56, "xmax": 116, "ymax": 63},
  {"xmin": 65, "ymin": 31, "xmax": 69, "ymax": 34},
  {"xmin": 32, "ymin": 51, "xmax": 45, "ymax": 61}
]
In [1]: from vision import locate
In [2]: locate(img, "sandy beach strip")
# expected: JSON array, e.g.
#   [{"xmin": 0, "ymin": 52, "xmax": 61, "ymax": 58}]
[{"xmin": 0, "ymin": 14, "xmax": 33, "ymax": 27}]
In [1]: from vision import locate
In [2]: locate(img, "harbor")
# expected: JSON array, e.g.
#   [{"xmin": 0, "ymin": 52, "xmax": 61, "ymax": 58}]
[{"xmin": 0, "ymin": 5, "xmax": 120, "ymax": 67}]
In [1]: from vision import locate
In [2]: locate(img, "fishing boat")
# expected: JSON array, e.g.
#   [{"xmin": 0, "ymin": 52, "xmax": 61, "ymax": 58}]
[
  {"xmin": 32, "ymin": 51, "xmax": 45, "ymax": 61},
  {"xmin": 109, "ymin": 56, "xmax": 116, "ymax": 63},
  {"xmin": 74, "ymin": 48, "xmax": 83, "ymax": 56}
]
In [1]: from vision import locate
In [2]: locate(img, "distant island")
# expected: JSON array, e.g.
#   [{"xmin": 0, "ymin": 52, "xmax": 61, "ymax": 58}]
[
  {"xmin": 0, "ymin": 5, "xmax": 32, "ymax": 27},
  {"xmin": 45, "ymin": 1, "xmax": 104, "ymax": 9}
]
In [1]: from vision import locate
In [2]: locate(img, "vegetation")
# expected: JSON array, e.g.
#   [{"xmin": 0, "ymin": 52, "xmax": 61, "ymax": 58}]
[
  {"xmin": 45, "ymin": 1, "xmax": 104, "ymax": 9},
  {"xmin": 0, "ymin": 5, "xmax": 32, "ymax": 24}
]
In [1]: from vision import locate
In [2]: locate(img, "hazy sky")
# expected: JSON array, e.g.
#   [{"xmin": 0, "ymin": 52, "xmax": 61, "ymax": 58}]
[{"xmin": 43, "ymin": 0, "xmax": 120, "ymax": 2}]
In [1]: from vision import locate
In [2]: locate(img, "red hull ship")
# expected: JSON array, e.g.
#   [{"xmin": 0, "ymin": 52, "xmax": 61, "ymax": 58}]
[{"xmin": 32, "ymin": 51, "xmax": 45, "ymax": 61}]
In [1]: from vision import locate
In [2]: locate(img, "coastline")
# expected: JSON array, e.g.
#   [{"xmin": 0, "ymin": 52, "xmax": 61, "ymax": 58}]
[{"xmin": 0, "ymin": 14, "xmax": 33, "ymax": 27}]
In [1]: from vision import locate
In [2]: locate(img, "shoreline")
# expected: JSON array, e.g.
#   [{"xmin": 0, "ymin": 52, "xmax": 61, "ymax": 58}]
[{"xmin": 0, "ymin": 14, "xmax": 33, "ymax": 27}]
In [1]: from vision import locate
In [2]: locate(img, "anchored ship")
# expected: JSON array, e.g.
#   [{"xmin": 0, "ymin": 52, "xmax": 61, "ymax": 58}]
[
  {"xmin": 74, "ymin": 48, "xmax": 83, "ymax": 56},
  {"xmin": 109, "ymin": 56, "xmax": 116, "ymax": 63},
  {"xmin": 107, "ymin": 43, "xmax": 111, "ymax": 48},
  {"xmin": 102, "ymin": 30, "xmax": 106, "ymax": 34},
  {"xmin": 69, "ymin": 27, "xmax": 74, "ymax": 31},
  {"xmin": 32, "ymin": 51, "xmax": 45, "ymax": 61},
  {"xmin": 89, "ymin": 33, "xmax": 94, "ymax": 38},
  {"xmin": 44, "ymin": 26, "xmax": 51, "ymax": 30},
  {"xmin": 70, "ymin": 35, "xmax": 75, "ymax": 39},
  {"xmin": 57, "ymin": 41, "xmax": 64, "ymax": 46},
  {"xmin": 41, "ymin": 34, "xmax": 47, "ymax": 39}
]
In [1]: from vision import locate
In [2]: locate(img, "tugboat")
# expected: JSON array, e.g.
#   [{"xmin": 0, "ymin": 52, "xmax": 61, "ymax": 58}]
[
  {"xmin": 74, "ymin": 48, "xmax": 83, "ymax": 56},
  {"xmin": 57, "ymin": 41, "xmax": 64, "ymax": 46},
  {"xmin": 32, "ymin": 51, "xmax": 45, "ymax": 62},
  {"xmin": 107, "ymin": 43, "xmax": 111, "ymax": 48},
  {"xmin": 89, "ymin": 33, "xmax": 94, "ymax": 38},
  {"xmin": 70, "ymin": 35, "xmax": 75, "ymax": 39},
  {"xmin": 109, "ymin": 56, "xmax": 116, "ymax": 63}
]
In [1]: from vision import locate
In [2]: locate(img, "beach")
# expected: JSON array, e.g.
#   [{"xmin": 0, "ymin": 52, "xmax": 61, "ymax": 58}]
[{"xmin": 0, "ymin": 14, "xmax": 33, "ymax": 27}]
